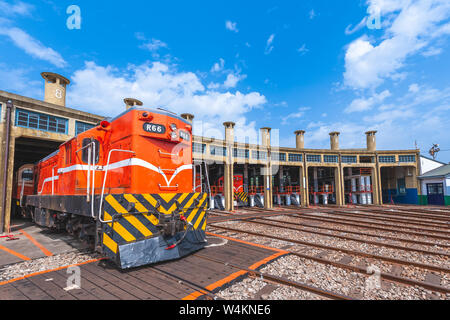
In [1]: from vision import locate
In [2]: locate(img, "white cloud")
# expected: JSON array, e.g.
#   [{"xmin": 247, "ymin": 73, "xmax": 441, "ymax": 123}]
[
  {"xmin": 223, "ymin": 73, "xmax": 246, "ymax": 88},
  {"xmin": 0, "ymin": 63, "xmax": 42, "ymax": 97},
  {"xmin": 309, "ymin": 9, "xmax": 316, "ymax": 20},
  {"xmin": 281, "ymin": 107, "xmax": 310, "ymax": 125},
  {"xmin": 225, "ymin": 20, "xmax": 238, "ymax": 33},
  {"xmin": 409, "ymin": 83, "xmax": 420, "ymax": 93},
  {"xmin": 265, "ymin": 34, "xmax": 275, "ymax": 55},
  {"xmin": 343, "ymin": 0, "xmax": 450, "ymax": 90},
  {"xmin": 0, "ymin": 1, "xmax": 33, "ymax": 16},
  {"xmin": 345, "ymin": 89, "xmax": 391, "ymax": 113},
  {"xmin": 67, "ymin": 61, "xmax": 266, "ymax": 140},
  {"xmin": 0, "ymin": 26, "xmax": 67, "ymax": 67}
]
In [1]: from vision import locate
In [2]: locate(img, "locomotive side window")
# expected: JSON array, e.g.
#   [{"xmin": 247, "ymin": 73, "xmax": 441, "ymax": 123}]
[
  {"xmin": 21, "ymin": 169, "xmax": 33, "ymax": 181},
  {"xmin": 81, "ymin": 138, "xmax": 100, "ymax": 164},
  {"xmin": 65, "ymin": 143, "xmax": 72, "ymax": 165}
]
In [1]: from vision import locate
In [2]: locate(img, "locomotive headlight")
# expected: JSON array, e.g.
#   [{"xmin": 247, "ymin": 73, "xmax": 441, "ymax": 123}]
[
  {"xmin": 170, "ymin": 123, "xmax": 177, "ymax": 131},
  {"xmin": 170, "ymin": 131, "xmax": 178, "ymax": 139}
]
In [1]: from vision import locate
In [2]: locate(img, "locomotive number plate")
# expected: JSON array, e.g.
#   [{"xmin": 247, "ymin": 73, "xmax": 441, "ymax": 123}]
[
  {"xmin": 179, "ymin": 130, "xmax": 190, "ymax": 141},
  {"xmin": 143, "ymin": 123, "xmax": 166, "ymax": 134}
]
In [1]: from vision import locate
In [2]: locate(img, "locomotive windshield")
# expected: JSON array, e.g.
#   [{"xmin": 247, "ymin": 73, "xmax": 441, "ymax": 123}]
[{"xmin": 21, "ymin": 169, "xmax": 33, "ymax": 181}]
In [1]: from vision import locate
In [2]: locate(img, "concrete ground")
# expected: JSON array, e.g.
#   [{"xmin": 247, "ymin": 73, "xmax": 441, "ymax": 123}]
[{"xmin": 0, "ymin": 219, "xmax": 88, "ymax": 267}]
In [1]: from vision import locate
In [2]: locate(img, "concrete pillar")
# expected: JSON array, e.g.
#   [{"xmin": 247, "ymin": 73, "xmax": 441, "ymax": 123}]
[
  {"xmin": 366, "ymin": 130, "xmax": 377, "ymax": 151},
  {"xmin": 329, "ymin": 131, "xmax": 340, "ymax": 151},
  {"xmin": 294, "ymin": 130, "xmax": 305, "ymax": 149},
  {"xmin": 300, "ymin": 166, "xmax": 308, "ymax": 207},
  {"xmin": 223, "ymin": 121, "xmax": 235, "ymax": 211},
  {"xmin": 244, "ymin": 163, "xmax": 249, "ymax": 194},
  {"xmin": 124, "ymin": 98, "xmax": 143, "ymax": 110},
  {"xmin": 260, "ymin": 127, "xmax": 272, "ymax": 209},
  {"xmin": 335, "ymin": 167, "xmax": 344, "ymax": 206},
  {"xmin": 313, "ymin": 167, "xmax": 319, "ymax": 204},
  {"xmin": 371, "ymin": 167, "xmax": 380, "ymax": 205},
  {"xmin": 41, "ymin": 72, "xmax": 70, "ymax": 107},
  {"xmin": 279, "ymin": 166, "xmax": 284, "ymax": 193}
]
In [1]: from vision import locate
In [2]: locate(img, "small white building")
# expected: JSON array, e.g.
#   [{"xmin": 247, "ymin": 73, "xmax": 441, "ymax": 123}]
[
  {"xmin": 420, "ymin": 155, "xmax": 445, "ymax": 175},
  {"xmin": 418, "ymin": 163, "xmax": 450, "ymax": 206}
]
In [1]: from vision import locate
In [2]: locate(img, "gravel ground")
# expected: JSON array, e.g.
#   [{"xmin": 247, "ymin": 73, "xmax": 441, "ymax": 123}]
[
  {"xmin": 214, "ymin": 244, "xmax": 449, "ymax": 300},
  {"xmin": 0, "ymin": 250, "xmax": 100, "ymax": 283},
  {"xmin": 300, "ymin": 211, "xmax": 450, "ymax": 235},
  {"xmin": 211, "ymin": 227, "xmax": 449, "ymax": 284},
  {"xmin": 217, "ymin": 277, "xmax": 327, "ymax": 300},
  {"xmin": 214, "ymin": 220, "xmax": 450, "ymax": 269},
  {"xmin": 267, "ymin": 214, "xmax": 450, "ymax": 248},
  {"xmin": 318, "ymin": 208, "xmax": 449, "ymax": 225}
]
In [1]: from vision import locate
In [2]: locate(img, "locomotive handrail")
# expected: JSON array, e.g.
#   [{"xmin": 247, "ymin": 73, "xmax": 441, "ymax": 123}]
[
  {"xmin": 75, "ymin": 141, "xmax": 97, "ymax": 204},
  {"xmin": 98, "ymin": 149, "xmax": 136, "ymax": 223},
  {"xmin": 158, "ymin": 149, "xmax": 179, "ymax": 158}
]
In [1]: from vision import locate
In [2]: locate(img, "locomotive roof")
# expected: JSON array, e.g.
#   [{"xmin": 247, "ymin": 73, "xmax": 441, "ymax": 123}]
[{"xmin": 108, "ymin": 106, "xmax": 191, "ymax": 125}]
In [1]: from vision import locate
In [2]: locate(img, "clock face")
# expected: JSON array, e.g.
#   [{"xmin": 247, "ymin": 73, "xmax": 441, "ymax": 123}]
[{"xmin": 55, "ymin": 88, "xmax": 63, "ymax": 99}]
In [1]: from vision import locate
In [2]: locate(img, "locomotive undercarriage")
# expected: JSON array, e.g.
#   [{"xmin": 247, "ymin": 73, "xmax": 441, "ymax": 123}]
[{"xmin": 19, "ymin": 192, "xmax": 209, "ymax": 269}]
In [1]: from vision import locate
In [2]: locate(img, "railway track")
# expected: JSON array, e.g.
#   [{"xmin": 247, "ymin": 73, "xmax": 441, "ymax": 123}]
[
  {"xmin": 194, "ymin": 253, "xmax": 351, "ymax": 300},
  {"xmin": 245, "ymin": 207, "xmax": 450, "ymax": 241},
  {"xmin": 208, "ymin": 224, "xmax": 450, "ymax": 297}
]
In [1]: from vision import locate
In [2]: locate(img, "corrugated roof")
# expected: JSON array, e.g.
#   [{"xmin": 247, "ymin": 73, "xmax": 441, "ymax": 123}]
[{"xmin": 418, "ymin": 164, "xmax": 450, "ymax": 179}]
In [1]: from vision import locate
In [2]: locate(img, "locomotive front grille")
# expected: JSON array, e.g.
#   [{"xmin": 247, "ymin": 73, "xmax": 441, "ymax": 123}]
[{"xmin": 100, "ymin": 192, "xmax": 208, "ymax": 269}]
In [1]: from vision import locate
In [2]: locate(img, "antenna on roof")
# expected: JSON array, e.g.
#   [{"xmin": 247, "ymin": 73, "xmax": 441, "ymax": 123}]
[
  {"xmin": 429, "ymin": 144, "xmax": 440, "ymax": 160},
  {"xmin": 157, "ymin": 107, "xmax": 177, "ymax": 115}
]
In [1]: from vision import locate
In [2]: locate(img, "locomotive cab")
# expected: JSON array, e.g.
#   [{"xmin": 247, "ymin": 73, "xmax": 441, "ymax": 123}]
[{"xmin": 13, "ymin": 164, "xmax": 35, "ymax": 218}]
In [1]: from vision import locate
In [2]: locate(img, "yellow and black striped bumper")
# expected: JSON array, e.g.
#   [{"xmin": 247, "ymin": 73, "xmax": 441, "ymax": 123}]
[
  {"xmin": 100, "ymin": 192, "xmax": 209, "ymax": 269},
  {"xmin": 234, "ymin": 192, "xmax": 248, "ymax": 205}
]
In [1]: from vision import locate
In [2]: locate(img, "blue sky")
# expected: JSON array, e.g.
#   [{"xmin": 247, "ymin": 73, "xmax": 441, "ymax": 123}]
[{"xmin": 0, "ymin": 0, "xmax": 449, "ymax": 162}]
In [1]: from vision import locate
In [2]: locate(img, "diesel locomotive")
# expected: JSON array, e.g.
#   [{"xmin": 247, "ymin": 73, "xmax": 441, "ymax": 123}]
[{"xmin": 13, "ymin": 107, "xmax": 209, "ymax": 269}]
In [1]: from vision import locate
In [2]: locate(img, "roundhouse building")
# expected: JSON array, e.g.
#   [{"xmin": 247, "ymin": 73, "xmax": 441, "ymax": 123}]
[{"xmin": 0, "ymin": 72, "xmax": 427, "ymax": 232}]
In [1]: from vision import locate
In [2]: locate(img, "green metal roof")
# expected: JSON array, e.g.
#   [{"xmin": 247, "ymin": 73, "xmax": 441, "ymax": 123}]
[{"xmin": 418, "ymin": 164, "xmax": 450, "ymax": 179}]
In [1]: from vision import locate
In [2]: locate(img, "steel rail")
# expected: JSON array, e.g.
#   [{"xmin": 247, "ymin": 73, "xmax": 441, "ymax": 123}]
[
  {"xmin": 194, "ymin": 253, "xmax": 352, "ymax": 300},
  {"xmin": 260, "ymin": 206, "xmax": 450, "ymax": 238},
  {"xmin": 304, "ymin": 207, "xmax": 450, "ymax": 228},
  {"xmin": 204, "ymin": 231, "xmax": 450, "ymax": 295},
  {"xmin": 208, "ymin": 224, "xmax": 450, "ymax": 274},
  {"xmin": 256, "ymin": 216, "xmax": 450, "ymax": 249},
  {"xmin": 246, "ymin": 206, "xmax": 450, "ymax": 240},
  {"xmin": 349, "ymin": 206, "xmax": 450, "ymax": 222},
  {"xmin": 238, "ymin": 218, "xmax": 449, "ymax": 257}
]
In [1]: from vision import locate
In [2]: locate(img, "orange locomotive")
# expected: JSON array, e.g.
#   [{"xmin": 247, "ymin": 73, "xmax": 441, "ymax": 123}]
[{"xmin": 22, "ymin": 107, "xmax": 209, "ymax": 269}]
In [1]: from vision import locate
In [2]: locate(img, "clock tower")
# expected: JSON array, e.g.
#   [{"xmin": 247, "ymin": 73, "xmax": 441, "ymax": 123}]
[{"xmin": 41, "ymin": 72, "xmax": 70, "ymax": 107}]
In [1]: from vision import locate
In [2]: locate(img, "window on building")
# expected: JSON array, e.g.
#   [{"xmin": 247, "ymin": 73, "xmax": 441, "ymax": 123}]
[
  {"xmin": 379, "ymin": 156, "xmax": 396, "ymax": 163},
  {"xmin": 341, "ymin": 156, "xmax": 357, "ymax": 163},
  {"xmin": 359, "ymin": 156, "xmax": 374, "ymax": 163},
  {"xmin": 252, "ymin": 150, "xmax": 267, "ymax": 160},
  {"xmin": 210, "ymin": 145, "xmax": 226, "ymax": 156},
  {"xmin": 193, "ymin": 143, "xmax": 206, "ymax": 154},
  {"xmin": 397, "ymin": 178, "xmax": 406, "ymax": 195},
  {"xmin": 324, "ymin": 155, "xmax": 338, "ymax": 163},
  {"xmin": 399, "ymin": 155, "xmax": 415, "ymax": 163},
  {"xmin": 271, "ymin": 152, "xmax": 286, "ymax": 161},
  {"xmin": 306, "ymin": 154, "xmax": 321, "ymax": 162},
  {"xmin": 288, "ymin": 153, "xmax": 303, "ymax": 162},
  {"xmin": 15, "ymin": 108, "xmax": 67, "ymax": 134},
  {"xmin": 75, "ymin": 121, "xmax": 95, "ymax": 135},
  {"xmin": 233, "ymin": 148, "xmax": 249, "ymax": 158}
]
